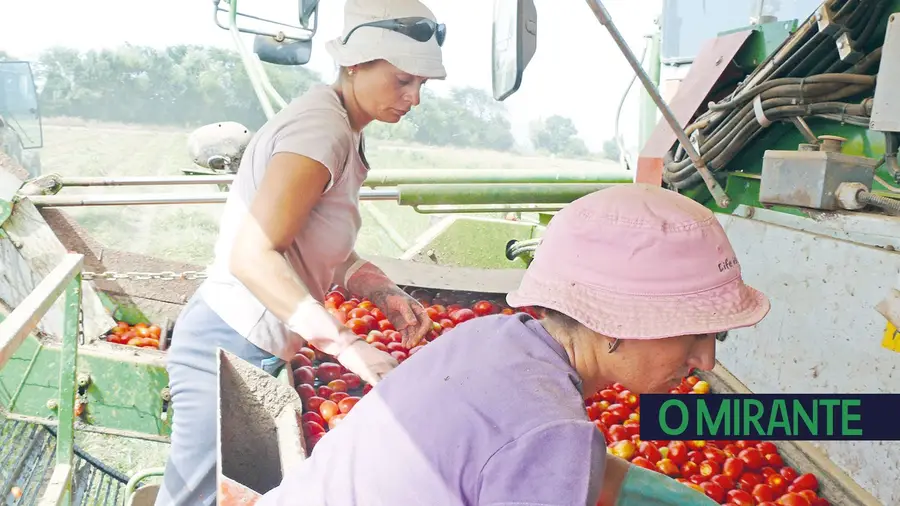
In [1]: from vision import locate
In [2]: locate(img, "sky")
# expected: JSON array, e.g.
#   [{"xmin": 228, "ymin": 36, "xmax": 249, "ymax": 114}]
[{"xmin": 1, "ymin": 0, "xmax": 664, "ymax": 154}]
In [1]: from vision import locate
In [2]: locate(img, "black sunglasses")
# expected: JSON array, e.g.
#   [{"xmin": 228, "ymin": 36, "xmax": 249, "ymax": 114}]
[
  {"xmin": 342, "ymin": 16, "xmax": 446, "ymax": 47},
  {"xmin": 715, "ymin": 331, "xmax": 728, "ymax": 342}
]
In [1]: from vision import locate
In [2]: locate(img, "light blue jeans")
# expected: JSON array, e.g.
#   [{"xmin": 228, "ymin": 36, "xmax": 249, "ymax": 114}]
[{"xmin": 154, "ymin": 292, "xmax": 285, "ymax": 506}]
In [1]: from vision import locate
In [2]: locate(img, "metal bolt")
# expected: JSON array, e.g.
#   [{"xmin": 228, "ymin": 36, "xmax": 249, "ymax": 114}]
[
  {"xmin": 46, "ymin": 399, "xmax": 58, "ymax": 410},
  {"xmin": 77, "ymin": 373, "xmax": 91, "ymax": 387},
  {"xmin": 160, "ymin": 387, "xmax": 172, "ymax": 402},
  {"xmin": 817, "ymin": 135, "xmax": 847, "ymax": 153}
]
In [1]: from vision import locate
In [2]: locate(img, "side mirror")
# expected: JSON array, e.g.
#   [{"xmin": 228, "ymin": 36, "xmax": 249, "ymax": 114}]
[
  {"xmin": 253, "ymin": 36, "xmax": 313, "ymax": 66},
  {"xmin": 491, "ymin": 0, "xmax": 537, "ymax": 101}
]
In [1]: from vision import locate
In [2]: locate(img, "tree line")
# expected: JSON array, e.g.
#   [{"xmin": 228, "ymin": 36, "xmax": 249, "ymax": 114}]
[{"xmin": 3, "ymin": 45, "xmax": 606, "ymax": 158}]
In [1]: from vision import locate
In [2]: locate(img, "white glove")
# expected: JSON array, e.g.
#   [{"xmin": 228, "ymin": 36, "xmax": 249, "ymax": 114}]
[{"xmin": 336, "ymin": 340, "xmax": 399, "ymax": 386}]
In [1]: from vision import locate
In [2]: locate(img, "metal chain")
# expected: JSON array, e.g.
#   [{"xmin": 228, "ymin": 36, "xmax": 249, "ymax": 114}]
[
  {"xmin": 78, "ymin": 304, "xmax": 85, "ymax": 345},
  {"xmin": 81, "ymin": 270, "xmax": 208, "ymax": 281}
]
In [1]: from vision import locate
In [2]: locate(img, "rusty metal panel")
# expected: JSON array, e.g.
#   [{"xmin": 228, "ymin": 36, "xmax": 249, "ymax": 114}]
[
  {"xmin": 758, "ymin": 150, "xmax": 881, "ymax": 210},
  {"xmin": 636, "ymin": 30, "xmax": 754, "ymax": 186},
  {"xmin": 216, "ymin": 349, "xmax": 307, "ymax": 505}
]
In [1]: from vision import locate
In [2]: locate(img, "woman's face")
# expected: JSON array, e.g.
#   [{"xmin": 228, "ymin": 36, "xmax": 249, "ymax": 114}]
[
  {"xmin": 351, "ymin": 60, "xmax": 428, "ymax": 123},
  {"xmin": 602, "ymin": 333, "xmax": 719, "ymax": 395}
]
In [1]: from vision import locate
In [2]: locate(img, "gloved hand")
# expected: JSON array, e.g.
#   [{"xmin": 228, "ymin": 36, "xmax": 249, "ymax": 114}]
[
  {"xmin": 336, "ymin": 339, "xmax": 399, "ymax": 385},
  {"xmin": 345, "ymin": 260, "xmax": 433, "ymax": 348}
]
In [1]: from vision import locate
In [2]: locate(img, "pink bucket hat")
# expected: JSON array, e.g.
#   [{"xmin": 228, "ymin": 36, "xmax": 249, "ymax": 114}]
[{"xmin": 506, "ymin": 184, "xmax": 771, "ymax": 339}]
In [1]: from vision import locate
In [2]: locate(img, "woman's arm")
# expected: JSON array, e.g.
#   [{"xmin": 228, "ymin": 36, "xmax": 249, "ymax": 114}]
[{"xmin": 230, "ymin": 152, "xmax": 330, "ymax": 321}]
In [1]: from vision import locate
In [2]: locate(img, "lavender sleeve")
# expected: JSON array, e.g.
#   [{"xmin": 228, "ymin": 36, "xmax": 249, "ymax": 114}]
[{"xmin": 477, "ymin": 419, "xmax": 608, "ymax": 506}]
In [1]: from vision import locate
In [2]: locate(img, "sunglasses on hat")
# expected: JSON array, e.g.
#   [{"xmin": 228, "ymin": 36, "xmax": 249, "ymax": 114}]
[{"xmin": 342, "ymin": 16, "xmax": 446, "ymax": 47}]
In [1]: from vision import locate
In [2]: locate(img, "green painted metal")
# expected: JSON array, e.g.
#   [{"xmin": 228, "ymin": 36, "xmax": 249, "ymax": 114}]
[
  {"xmin": 1, "ymin": 335, "xmax": 171, "ymax": 438},
  {"xmin": 397, "ymin": 183, "xmax": 620, "ymax": 207},
  {"xmin": 0, "ymin": 199, "xmax": 11, "ymax": 231},
  {"xmin": 404, "ymin": 217, "xmax": 541, "ymax": 270},
  {"xmin": 53, "ymin": 274, "xmax": 81, "ymax": 504},
  {"xmin": 727, "ymin": 19, "xmax": 799, "ymax": 70},
  {"xmin": 95, "ymin": 291, "xmax": 151, "ymax": 326}
]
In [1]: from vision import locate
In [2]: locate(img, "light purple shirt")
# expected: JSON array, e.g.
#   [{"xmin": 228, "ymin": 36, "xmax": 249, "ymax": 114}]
[{"xmin": 258, "ymin": 313, "xmax": 607, "ymax": 505}]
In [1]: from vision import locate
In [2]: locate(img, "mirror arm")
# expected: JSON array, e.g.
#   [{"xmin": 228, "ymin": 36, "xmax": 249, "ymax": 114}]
[{"xmin": 585, "ymin": 0, "xmax": 731, "ymax": 208}]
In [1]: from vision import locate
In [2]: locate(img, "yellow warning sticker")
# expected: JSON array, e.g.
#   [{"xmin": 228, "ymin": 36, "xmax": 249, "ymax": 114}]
[{"xmin": 882, "ymin": 321, "xmax": 900, "ymax": 353}]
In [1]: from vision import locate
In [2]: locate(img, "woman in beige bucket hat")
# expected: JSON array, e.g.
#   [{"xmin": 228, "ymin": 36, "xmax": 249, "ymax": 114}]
[{"xmin": 155, "ymin": 1, "xmax": 447, "ymax": 504}]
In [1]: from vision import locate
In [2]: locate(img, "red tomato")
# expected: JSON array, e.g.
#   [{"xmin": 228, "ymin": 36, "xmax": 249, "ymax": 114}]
[
  {"xmin": 699, "ymin": 460, "xmax": 720, "ymax": 477},
  {"xmin": 329, "ymin": 392, "xmax": 349, "ymax": 403},
  {"xmin": 390, "ymin": 350, "xmax": 408, "ymax": 363},
  {"xmin": 757, "ymin": 441, "xmax": 778, "ymax": 456},
  {"xmin": 357, "ymin": 300, "xmax": 374, "ymax": 311},
  {"xmin": 298, "ymin": 347, "xmax": 316, "ymax": 362},
  {"xmin": 606, "ymin": 404, "xmax": 632, "ymax": 422},
  {"xmin": 316, "ymin": 362, "xmax": 343, "ymax": 383},
  {"xmin": 338, "ymin": 396, "xmax": 360, "ymax": 414},
  {"xmin": 778, "ymin": 493, "xmax": 812, "ymax": 506},
  {"xmin": 348, "ymin": 308, "xmax": 369, "ymax": 320},
  {"xmin": 598, "ymin": 389, "xmax": 618, "ymax": 403},
  {"xmin": 346, "ymin": 318, "xmax": 369, "ymax": 335},
  {"xmin": 767, "ymin": 473, "xmax": 787, "ymax": 494},
  {"xmin": 655, "ymin": 458, "xmax": 679, "ymax": 477},
  {"xmin": 688, "ymin": 474, "xmax": 707, "ymax": 485},
  {"xmin": 610, "ymin": 440, "xmax": 636, "ymax": 460},
  {"xmin": 340, "ymin": 372, "xmax": 361, "ymax": 390},
  {"xmin": 751, "ymin": 484, "xmax": 776, "ymax": 503},
  {"xmin": 739, "ymin": 447, "xmax": 764, "ymax": 470},
  {"xmin": 386, "ymin": 342, "xmax": 407, "ymax": 353},
  {"xmin": 611, "ymin": 383, "xmax": 627, "ymax": 393},
  {"xmin": 761, "ymin": 466, "xmax": 778, "ymax": 477},
  {"xmin": 700, "ymin": 481, "xmax": 726, "ymax": 503},
  {"xmin": 362, "ymin": 383, "xmax": 373, "ymax": 395},
  {"xmin": 790, "ymin": 473, "xmax": 819, "ymax": 492},
  {"xmin": 723, "ymin": 443, "xmax": 741, "ymax": 458},
  {"xmin": 686, "ymin": 440, "xmax": 707, "ymax": 451},
  {"xmin": 325, "ymin": 291, "xmax": 345, "ymax": 307},
  {"xmin": 449, "ymin": 308, "xmax": 477, "ymax": 324},
  {"xmin": 317, "ymin": 386, "xmax": 335, "ymax": 399},
  {"xmin": 338, "ymin": 301, "xmax": 357, "ymax": 313},
  {"xmin": 765, "ymin": 452, "xmax": 785, "ymax": 468},
  {"xmin": 365, "ymin": 330, "xmax": 384, "ymax": 344},
  {"xmin": 687, "ymin": 450, "xmax": 705, "ymax": 465},
  {"xmin": 361, "ymin": 315, "xmax": 378, "ymax": 332},
  {"xmin": 710, "ymin": 474, "xmax": 734, "ymax": 491},
  {"xmin": 797, "ymin": 490, "xmax": 819, "ymax": 502},
  {"xmin": 302, "ymin": 411, "xmax": 326, "ymax": 427},
  {"xmin": 667, "ymin": 441, "xmax": 689, "ymax": 465},
  {"xmin": 738, "ymin": 472, "xmax": 763, "ymax": 491},
  {"xmin": 293, "ymin": 366, "xmax": 315, "ymax": 385},
  {"xmin": 302, "ymin": 421, "xmax": 325, "ymax": 437},
  {"xmin": 680, "ymin": 461, "xmax": 699, "ymax": 478},
  {"xmin": 586, "ymin": 403, "xmax": 603, "ymax": 421},
  {"xmin": 617, "ymin": 390, "xmax": 639, "ymax": 410},
  {"xmin": 472, "ymin": 300, "xmax": 495, "ymax": 316},
  {"xmin": 296, "ymin": 384, "xmax": 316, "ymax": 402},
  {"xmin": 305, "ymin": 396, "xmax": 325, "ymax": 413},
  {"xmin": 638, "ymin": 441, "xmax": 661, "ymax": 463},
  {"xmin": 377, "ymin": 319, "xmax": 395, "ymax": 332},
  {"xmin": 371, "ymin": 342, "xmax": 389, "ymax": 353},
  {"xmin": 726, "ymin": 489, "xmax": 754, "ymax": 506},
  {"xmin": 780, "ymin": 467, "xmax": 799, "ymax": 482},
  {"xmin": 607, "ymin": 424, "xmax": 629, "ymax": 442},
  {"xmin": 319, "ymin": 400, "xmax": 339, "ymax": 422},
  {"xmin": 703, "ymin": 446, "xmax": 727, "ymax": 465},
  {"xmin": 631, "ymin": 456, "xmax": 655, "ymax": 470},
  {"xmin": 327, "ymin": 379, "xmax": 348, "ymax": 393},
  {"xmin": 429, "ymin": 305, "xmax": 449, "ymax": 320}
]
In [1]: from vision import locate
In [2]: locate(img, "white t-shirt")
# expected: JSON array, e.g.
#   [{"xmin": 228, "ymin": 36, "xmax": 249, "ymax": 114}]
[{"xmin": 200, "ymin": 84, "xmax": 369, "ymax": 360}]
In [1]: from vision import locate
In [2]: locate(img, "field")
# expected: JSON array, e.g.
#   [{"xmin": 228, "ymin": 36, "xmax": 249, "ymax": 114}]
[
  {"xmin": 42, "ymin": 118, "xmax": 621, "ymax": 265},
  {"xmin": 28, "ymin": 119, "xmax": 623, "ymax": 481}
]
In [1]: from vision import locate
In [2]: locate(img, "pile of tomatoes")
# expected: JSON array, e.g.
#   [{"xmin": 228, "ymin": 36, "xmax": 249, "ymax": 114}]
[
  {"xmin": 588, "ymin": 378, "xmax": 829, "ymax": 506},
  {"xmin": 293, "ymin": 290, "xmax": 531, "ymax": 451},
  {"xmin": 103, "ymin": 321, "xmax": 162, "ymax": 348}
]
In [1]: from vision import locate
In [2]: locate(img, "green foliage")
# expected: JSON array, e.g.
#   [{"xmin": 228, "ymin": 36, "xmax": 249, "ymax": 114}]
[
  {"xmin": 28, "ymin": 44, "xmax": 595, "ymax": 153},
  {"xmin": 34, "ymin": 44, "xmax": 320, "ymax": 129},
  {"xmin": 602, "ymin": 138, "xmax": 621, "ymax": 161},
  {"xmin": 530, "ymin": 115, "xmax": 590, "ymax": 158}
]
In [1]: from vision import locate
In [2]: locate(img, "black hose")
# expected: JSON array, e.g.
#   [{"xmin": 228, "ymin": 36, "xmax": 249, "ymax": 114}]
[{"xmin": 707, "ymin": 74, "xmax": 874, "ymax": 112}]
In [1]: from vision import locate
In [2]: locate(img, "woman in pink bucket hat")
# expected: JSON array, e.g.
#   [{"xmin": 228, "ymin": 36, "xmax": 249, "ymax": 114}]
[
  {"xmin": 155, "ymin": 1, "xmax": 447, "ymax": 504},
  {"xmin": 258, "ymin": 184, "xmax": 770, "ymax": 505}
]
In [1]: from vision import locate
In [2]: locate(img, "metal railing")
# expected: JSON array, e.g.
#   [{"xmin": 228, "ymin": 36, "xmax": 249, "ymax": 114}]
[{"xmin": 0, "ymin": 253, "xmax": 84, "ymax": 505}]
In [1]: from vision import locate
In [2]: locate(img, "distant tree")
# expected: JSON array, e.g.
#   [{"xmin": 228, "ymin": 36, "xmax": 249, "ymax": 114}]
[
  {"xmin": 602, "ymin": 138, "xmax": 621, "ymax": 161},
  {"xmin": 531, "ymin": 115, "xmax": 589, "ymax": 158}
]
